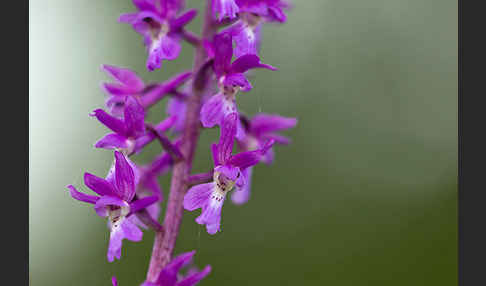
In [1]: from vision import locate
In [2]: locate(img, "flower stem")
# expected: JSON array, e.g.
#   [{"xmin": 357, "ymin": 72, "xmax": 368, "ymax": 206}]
[{"xmin": 146, "ymin": 1, "xmax": 216, "ymax": 282}]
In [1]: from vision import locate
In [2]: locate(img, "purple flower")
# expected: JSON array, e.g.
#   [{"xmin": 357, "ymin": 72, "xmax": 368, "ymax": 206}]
[
  {"xmin": 200, "ymin": 32, "xmax": 276, "ymax": 133},
  {"xmin": 101, "ymin": 64, "xmax": 191, "ymax": 117},
  {"xmin": 212, "ymin": 0, "xmax": 240, "ymax": 21},
  {"xmin": 222, "ymin": 0, "xmax": 289, "ymax": 57},
  {"xmin": 92, "ymin": 96, "xmax": 178, "ymax": 155},
  {"xmin": 140, "ymin": 251, "xmax": 211, "ymax": 286},
  {"xmin": 67, "ymin": 151, "xmax": 159, "ymax": 262},
  {"xmin": 184, "ymin": 113, "xmax": 273, "ymax": 234},
  {"xmin": 231, "ymin": 113, "xmax": 296, "ymax": 204},
  {"xmin": 119, "ymin": 0, "xmax": 198, "ymax": 71},
  {"xmin": 236, "ymin": 0, "xmax": 289, "ymax": 22},
  {"xmin": 112, "ymin": 276, "xmax": 118, "ymax": 286},
  {"xmin": 91, "ymin": 96, "xmax": 146, "ymax": 154}
]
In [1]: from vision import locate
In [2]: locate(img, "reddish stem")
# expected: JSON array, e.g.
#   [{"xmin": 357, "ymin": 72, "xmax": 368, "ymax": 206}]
[{"xmin": 145, "ymin": 1, "xmax": 217, "ymax": 282}]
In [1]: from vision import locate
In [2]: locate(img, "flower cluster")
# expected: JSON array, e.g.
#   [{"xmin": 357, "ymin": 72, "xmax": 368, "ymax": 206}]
[{"xmin": 67, "ymin": 0, "xmax": 295, "ymax": 284}]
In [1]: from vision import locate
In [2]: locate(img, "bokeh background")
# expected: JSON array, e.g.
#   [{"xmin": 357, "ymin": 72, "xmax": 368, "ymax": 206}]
[{"xmin": 29, "ymin": 0, "xmax": 457, "ymax": 285}]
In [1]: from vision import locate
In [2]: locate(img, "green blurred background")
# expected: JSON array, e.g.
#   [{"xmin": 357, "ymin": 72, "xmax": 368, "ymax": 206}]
[{"xmin": 29, "ymin": 0, "xmax": 457, "ymax": 285}]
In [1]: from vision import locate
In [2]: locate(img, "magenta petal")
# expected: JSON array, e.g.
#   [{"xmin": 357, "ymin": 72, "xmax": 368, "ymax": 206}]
[
  {"xmin": 228, "ymin": 150, "xmax": 263, "ymax": 170},
  {"xmin": 94, "ymin": 195, "xmax": 128, "ymax": 217},
  {"xmin": 111, "ymin": 276, "xmax": 118, "ymax": 286},
  {"xmin": 102, "ymin": 83, "xmax": 135, "ymax": 96},
  {"xmin": 183, "ymin": 183, "xmax": 214, "ymax": 211},
  {"xmin": 268, "ymin": 5, "xmax": 287, "ymax": 22},
  {"xmin": 123, "ymin": 97, "xmax": 145, "ymax": 138},
  {"xmin": 250, "ymin": 114, "xmax": 297, "ymax": 135},
  {"xmin": 147, "ymin": 46, "xmax": 163, "ymax": 71},
  {"xmin": 211, "ymin": 143, "xmax": 220, "ymax": 166},
  {"xmin": 129, "ymin": 195, "xmax": 159, "ymax": 214},
  {"xmin": 177, "ymin": 265, "xmax": 212, "ymax": 286},
  {"xmin": 217, "ymin": 113, "xmax": 237, "ymax": 164},
  {"xmin": 107, "ymin": 228, "xmax": 123, "ymax": 262},
  {"xmin": 84, "ymin": 172, "xmax": 116, "ymax": 196},
  {"xmin": 132, "ymin": 0, "xmax": 158, "ymax": 12},
  {"xmin": 170, "ymin": 9, "xmax": 198, "ymax": 31},
  {"xmin": 231, "ymin": 167, "xmax": 252, "ymax": 204},
  {"xmin": 67, "ymin": 185, "xmax": 99, "ymax": 204},
  {"xmin": 157, "ymin": 251, "xmax": 196, "ymax": 286},
  {"xmin": 160, "ymin": 35, "xmax": 181, "ymax": 60},
  {"xmin": 114, "ymin": 151, "xmax": 136, "ymax": 202},
  {"xmin": 230, "ymin": 54, "xmax": 277, "ymax": 74},
  {"xmin": 94, "ymin": 133, "xmax": 128, "ymax": 150},
  {"xmin": 223, "ymin": 73, "xmax": 252, "ymax": 91},
  {"xmin": 233, "ymin": 24, "xmax": 261, "ymax": 58},
  {"xmin": 101, "ymin": 64, "xmax": 145, "ymax": 91},
  {"xmin": 213, "ymin": 32, "xmax": 233, "ymax": 75},
  {"xmin": 91, "ymin": 109, "xmax": 127, "ymax": 136},
  {"xmin": 196, "ymin": 195, "xmax": 224, "ymax": 235},
  {"xmin": 167, "ymin": 97, "xmax": 186, "ymax": 133},
  {"xmin": 200, "ymin": 93, "xmax": 225, "ymax": 128},
  {"xmin": 213, "ymin": 0, "xmax": 239, "ymax": 21},
  {"xmin": 120, "ymin": 218, "xmax": 143, "ymax": 241}
]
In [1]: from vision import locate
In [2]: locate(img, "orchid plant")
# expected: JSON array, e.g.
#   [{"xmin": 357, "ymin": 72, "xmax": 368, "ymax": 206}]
[{"xmin": 67, "ymin": 0, "xmax": 296, "ymax": 284}]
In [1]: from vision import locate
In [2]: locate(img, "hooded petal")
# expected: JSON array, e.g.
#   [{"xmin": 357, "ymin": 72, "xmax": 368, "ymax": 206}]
[
  {"xmin": 212, "ymin": 0, "xmax": 239, "ymax": 21},
  {"xmin": 214, "ymin": 165, "xmax": 242, "ymax": 183},
  {"xmin": 91, "ymin": 109, "xmax": 127, "ymax": 136},
  {"xmin": 230, "ymin": 54, "xmax": 277, "ymax": 74},
  {"xmin": 84, "ymin": 172, "xmax": 116, "ymax": 196},
  {"xmin": 177, "ymin": 265, "xmax": 212, "ymax": 286},
  {"xmin": 67, "ymin": 185, "xmax": 99, "ymax": 204},
  {"xmin": 217, "ymin": 112, "xmax": 237, "ymax": 164},
  {"xmin": 94, "ymin": 133, "xmax": 129, "ymax": 150},
  {"xmin": 223, "ymin": 73, "xmax": 252, "ymax": 91},
  {"xmin": 157, "ymin": 251, "xmax": 196, "ymax": 286},
  {"xmin": 101, "ymin": 64, "xmax": 145, "ymax": 91},
  {"xmin": 94, "ymin": 195, "xmax": 129, "ymax": 217},
  {"xmin": 114, "ymin": 151, "xmax": 136, "ymax": 202},
  {"xmin": 231, "ymin": 166, "xmax": 252, "ymax": 204},
  {"xmin": 123, "ymin": 96, "xmax": 146, "ymax": 138},
  {"xmin": 183, "ymin": 183, "xmax": 214, "ymax": 211},
  {"xmin": 250, "ymin": 114, "xmax": 297, "ymax": 135}
]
